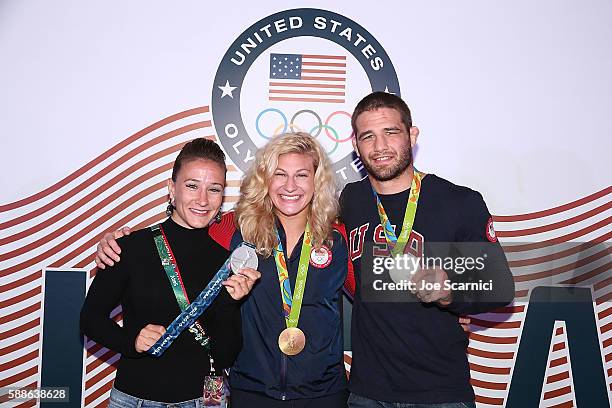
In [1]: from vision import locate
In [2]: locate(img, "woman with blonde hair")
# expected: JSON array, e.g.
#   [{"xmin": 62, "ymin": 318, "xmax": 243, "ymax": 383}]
[
  {"xmin": 235, "ymin": 131, "xmax": 339, "ymax": 258},
  {"xmin": 95, "ymin": 132, "xmax": 349, "ymax": 407},
  {"xmin": 228, "ymin": 132, "xmax": 348, "ymax": 407}
]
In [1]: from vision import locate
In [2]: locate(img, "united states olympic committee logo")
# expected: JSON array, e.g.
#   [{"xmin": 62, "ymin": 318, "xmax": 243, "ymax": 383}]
[{"xmin": 211, "ymin": 8, "xmax": 400, "ymax": 186}]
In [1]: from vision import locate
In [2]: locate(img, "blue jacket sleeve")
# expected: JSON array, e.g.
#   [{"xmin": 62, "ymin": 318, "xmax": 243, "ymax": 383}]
[{"xmin": 445, "ymin": 190, "xmax": 515, "ymax": 315}]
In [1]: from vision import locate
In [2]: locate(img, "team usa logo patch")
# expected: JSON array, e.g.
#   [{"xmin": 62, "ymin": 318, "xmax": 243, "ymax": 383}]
[
  {"xmin": 486, "ymin": 217, "xmax": 497, "ymax": 242},
  {"xmin": 310, "ymin": 245, "xmax": 332, "ymax": 268},
  {"xmin": 211, "ymin": 8, "xmax": 400, "ymax": 188}
]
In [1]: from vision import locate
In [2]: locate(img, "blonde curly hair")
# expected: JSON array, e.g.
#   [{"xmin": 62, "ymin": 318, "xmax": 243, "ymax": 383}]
[{"xmin": 235, "ymin": 132, "xmax": 339, "ymax": 257}]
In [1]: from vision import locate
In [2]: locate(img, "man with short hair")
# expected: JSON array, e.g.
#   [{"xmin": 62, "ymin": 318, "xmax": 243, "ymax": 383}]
[{"xmin": 341, "ymin": 91, "xmax": 514, "ymax": 408}]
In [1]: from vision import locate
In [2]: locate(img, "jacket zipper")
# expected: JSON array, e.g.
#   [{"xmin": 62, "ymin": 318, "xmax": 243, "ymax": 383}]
[{"xmin": 280, "ymin": 353, "xmax": 287, "ymax": 400}]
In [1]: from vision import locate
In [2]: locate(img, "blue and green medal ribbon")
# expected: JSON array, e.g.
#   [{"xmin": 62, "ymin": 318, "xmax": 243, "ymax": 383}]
[
  {"xmin": 146, "ymin": 256, "xmax": 233, "ymax": 356},
  {"xmin": 148, "ymin": 225, "xmax": 247, "ymax": 357}
]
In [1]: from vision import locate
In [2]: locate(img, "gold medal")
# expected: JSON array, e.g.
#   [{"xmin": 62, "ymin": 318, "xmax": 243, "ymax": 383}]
[{"xmin": 278, "ymin": 327, "xmax": 306, "ymax": 355}]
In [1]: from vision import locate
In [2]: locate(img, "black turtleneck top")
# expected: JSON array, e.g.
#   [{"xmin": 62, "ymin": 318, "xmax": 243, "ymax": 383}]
[{"xmin": 80, "ymin": 217, "xmax": 241, "ymax": 402}]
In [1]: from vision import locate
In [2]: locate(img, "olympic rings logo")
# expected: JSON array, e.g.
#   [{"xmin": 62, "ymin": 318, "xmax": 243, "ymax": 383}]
[{"xmin": 255, "ymin": 109, "xmax": 353, "ymax": 155}]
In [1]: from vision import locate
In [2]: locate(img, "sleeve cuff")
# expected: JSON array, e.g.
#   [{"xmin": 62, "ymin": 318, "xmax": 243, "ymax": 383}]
[{"xmin": 121, "ymin": 325, "xmax": 145, "ymax": 358}]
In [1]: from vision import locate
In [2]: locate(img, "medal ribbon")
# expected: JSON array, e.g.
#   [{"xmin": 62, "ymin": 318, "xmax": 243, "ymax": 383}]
[
  {"xmin": 146, "ymin": 249, "xmax": 236, "ymax": 356},
  {"xmin": 274, "ymin": 223, "xmax": 312, "ymax": 328},
  {"xmin": 371, "ymin": 171, "xmax": 424, "ymax": 257},
  {"xmin": 151, "ymin": 224, "xmax": 210, "ymax": 349}
]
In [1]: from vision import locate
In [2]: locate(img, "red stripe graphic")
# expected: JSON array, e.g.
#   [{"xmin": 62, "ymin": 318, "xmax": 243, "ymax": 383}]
[
  {"xmin": 497, "ymin": 202, "xmax": 611, "ymax": 237},
  {"xmin": 269, "ymin": 82, "xmax": 345, "ymax": 89},
  {"xmin": 0, "ymin": 334, "xmax": 39, "ymax": 357},
  {"xmin": 269, "ymin": 96, "xmax": 345, "ymax": 103},
  {"xmin": 500, "ymin": 218, "xmax": 611, "ymax": 251},
  {"xmin": 269, "ymin": 89, "xmax": 345, "ymax": 96},
  {"xmin": 547, "ymin": 371, "xmax": 570, "ymax": 384},
  {"xmin": 469, "ymin": 363, "xmax": 511, "ymax": 375},
  {"xmin": 0, "ymin": 161, "xmax": 174, "ymax": 246},
  {"xmin": 0, "ymin": 270, "xmax": 42, "ymax": 293},
  {"xmin": 493, "ymin": 186, "xmax": 611, "ymax": 222},
  {"xmin": 302, "ymin": 54, "xmax": 346, "ymax": 60},
  {"xmin": 508, "ymin": 234, "xmax": 611, "ymax": 267},
  {"xmin": 301, "ymin": 69, "xmax": 346, "ymax": 74},
  {"xmin": 544, "ymin": 386, "xmax": 572, "ymax": 399},
  {"xmin": 513, "ymin": 249, "xmax": 610, "ymax": 282},
  {"xmin": 0, "ymin": 107, "xmax": 208, "ymax": 212},
  {"xmin": 1, "ymin": 123, "xmax": 210, "ymax": 230},
  {"xmin": 1, "ymin": 195, "xmax": 167, "ymax": 277},
  {"xmin": 469, "ymin": 332, "xmax": 518, "ymax": 344}
]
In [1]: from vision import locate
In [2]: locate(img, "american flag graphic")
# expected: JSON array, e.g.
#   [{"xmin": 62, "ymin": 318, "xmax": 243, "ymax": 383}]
[
  {"xmin": 268, "ymin": 53, "xmax": 346, "ymax": 104},
  {"xmin": 0, "ymin": 104, "xmax": 610, "ymax": 407}
]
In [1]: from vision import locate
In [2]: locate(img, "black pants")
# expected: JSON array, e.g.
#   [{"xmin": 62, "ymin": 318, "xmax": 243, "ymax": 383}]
[{"xmin": 231, "ymin": 389, "xmax": 348, "ymax": 408}]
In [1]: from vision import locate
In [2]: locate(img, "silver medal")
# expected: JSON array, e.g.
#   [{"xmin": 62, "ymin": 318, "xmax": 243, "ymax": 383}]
[
  {"xmin": 230, "ymin": 244, "xmax": 258, "ymax": 273},
  {"xmin": 388, "ymin": 253, "xmax": 420, "ymax": 284}
]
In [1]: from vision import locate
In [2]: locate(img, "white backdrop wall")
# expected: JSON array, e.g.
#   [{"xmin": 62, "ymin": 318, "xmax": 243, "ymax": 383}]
[{"xmin": 1, "ymin": 1, "xmax": 610, "ymax": 407}]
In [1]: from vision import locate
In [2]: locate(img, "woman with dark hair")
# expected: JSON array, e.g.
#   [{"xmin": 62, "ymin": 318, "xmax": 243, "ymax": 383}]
[{"xmin": 80, "ymin": 138, "xmax": 260, "ymax": 408}]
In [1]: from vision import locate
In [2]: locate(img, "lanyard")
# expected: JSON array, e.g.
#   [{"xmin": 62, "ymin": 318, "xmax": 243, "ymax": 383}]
[
  {"xmin": 147, "ymin": 247, "xmax": 235, "ymax": 357},
  {"xmin": 151, "ymin": 224, "xmax": 210, "ymax": 349},
  {"xmin": 274, "ymin": 223, "xmax": 312, "ymax": 328},
  {"xmin": 371, "ymin": 170, "xmax": 424, "ymax": 257}
]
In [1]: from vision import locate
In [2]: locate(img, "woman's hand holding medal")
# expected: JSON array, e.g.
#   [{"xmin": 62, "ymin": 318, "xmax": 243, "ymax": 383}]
[
  {"xmin": 223, "ymin": 244, "xmax": 261, "ymax": 301},
  {"xmin": 222, "ymin": 268, "xmax": 260, "ymax": 300}
]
